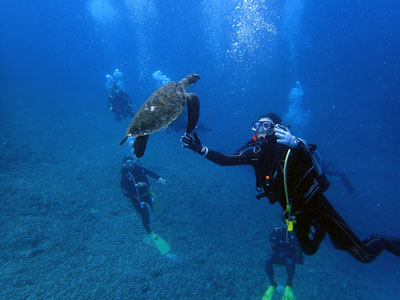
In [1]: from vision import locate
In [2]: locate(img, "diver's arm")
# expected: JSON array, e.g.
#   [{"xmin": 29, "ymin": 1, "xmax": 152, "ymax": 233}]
[
  {"xmin": 142, "ymin": 168, "xmax": 161, "ymax": 180},
  {"xmin": 181, "ymin": 133, "xmax": 254, "ymax": 166},
  {"xmin": 136, "ymin": 166, "xmax": 166, "ymax": 184},
  {"xmin": 135, "ymin": 165, "xmax": 161, "ymax": 180},
  {"xmin": 205, "ymin": 149, "xmax": 253, "ymax": 166}
]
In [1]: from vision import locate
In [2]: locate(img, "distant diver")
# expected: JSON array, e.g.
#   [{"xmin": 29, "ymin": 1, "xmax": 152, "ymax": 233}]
[
  {"xmin": 262, "ymin": 225, "xmax": 304, "ymax": 300},
  {"xmin": 107, "ymin": 84, "xmax": 134, "ymax": 121},
  {"xmin": 324, "ymin": 163, "xmax": 355, "ymax": 193},
  {"xmin": 307, "ymin": 144, "xmax": 355, "ymax": 194},
  {"xmin": 181, "ymin": 112, "xmax": 400, "ymax": 266},
  {"xmin": 105, "ymin": 69, "xmax": 134, "ymax": 121},
  {"xmin": 120, "ymin": 155, "xmax": 170, "ymax": 255},
  {"xmin": 284, "ymin": 81, "xmax": 308, "ymax": 136}
]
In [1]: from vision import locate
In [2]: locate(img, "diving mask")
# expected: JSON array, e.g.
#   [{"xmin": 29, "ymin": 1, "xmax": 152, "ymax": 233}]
[
  {"xmin": 251, "ymin": 120, "xmax": 275, "ymax": 132},
  {"xmin": 124, "ymin": 159, "xmax": 136, "ymax": 169}
]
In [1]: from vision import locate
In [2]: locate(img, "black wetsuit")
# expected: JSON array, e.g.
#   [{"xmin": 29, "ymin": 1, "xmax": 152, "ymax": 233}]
[
  {"xmin": 120, "ymin": 163, "xmax": 161, "ymax": 234},
  {"xmin": 205, "ymin": 136, "xmax": 399, "ymax": 263},
  {"xmin": 108, "ymin": 88, "xmax": 134, "ymax": 121},
  {"xmin": 266, "ymin": 227, "xmax": 303, "ymax": 287}
]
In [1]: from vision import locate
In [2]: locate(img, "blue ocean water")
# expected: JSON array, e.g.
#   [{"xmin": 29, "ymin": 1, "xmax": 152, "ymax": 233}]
[{"xmin": 1, "ymin": 0, "xmax": 399, "ymax": 299}]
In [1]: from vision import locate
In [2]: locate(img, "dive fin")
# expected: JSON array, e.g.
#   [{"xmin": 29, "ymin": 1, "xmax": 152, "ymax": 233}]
[
  {"xmin": 149, "ymin": 232, "xmax": 171, "ymax": 255},
  {"xmin": 283, "ymin": 285, "xmax": 294, "ymax": 300},
  {"xmin": 261, "ymin": 285, "xmax": 276, "ymax": 300},
  {"xmin": 186, "ymin": 93, "xmax": 199, "ymax": 134},
  {"xmin": 133, "ymin": 135, "xmax": 149, "ymax": 158}
]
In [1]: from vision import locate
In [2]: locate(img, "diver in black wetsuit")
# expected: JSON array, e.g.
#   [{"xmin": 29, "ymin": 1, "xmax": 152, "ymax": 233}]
[
  {"xmin": 108, "ymin": 84, "xmax": 134, "ymax": 121},
  {"xmin": 181, "ymin": 113, "xmax": 400, "ymax": 292},
  {"xmin": 120, "ymin": 156, "xmax": 170, "ymax": 254},
  {"xmin": 263, "ymin": 226, "xmax": 304, "ymax": 300},
  {"xmin": 120, "ymin": 156, "xmax": 166, "ymax": 234}
]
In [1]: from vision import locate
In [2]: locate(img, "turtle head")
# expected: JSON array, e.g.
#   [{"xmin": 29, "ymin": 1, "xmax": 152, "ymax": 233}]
[
  {"xmin": 187, "ymin": 73, "xmax": 200, "ymax": 84},
  {"xmin": 180, "ymin": 73, "xmax": 200, "ymax": 90}
]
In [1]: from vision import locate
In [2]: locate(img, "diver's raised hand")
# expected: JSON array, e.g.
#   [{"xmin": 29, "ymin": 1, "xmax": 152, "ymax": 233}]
[
  {"xmin": 181, "ymin": 133, "xmax": 208, "ymax": 155},
  {"xmin": 274, "ymin": 125, "xmax": 299, "ymax": 148}
]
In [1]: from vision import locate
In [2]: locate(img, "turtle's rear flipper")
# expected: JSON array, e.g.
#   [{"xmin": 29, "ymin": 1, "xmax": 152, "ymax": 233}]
[
  {"xmin": 119, "ymin": 136, "xmax": 128, "ymax": 146},
  {"xmin": 186, "ymin": 93, "xmax": 199, "ymax": 134},
  {"xmin": 133, "ymin": 135, "xmax": 149, "ymax": 158}
]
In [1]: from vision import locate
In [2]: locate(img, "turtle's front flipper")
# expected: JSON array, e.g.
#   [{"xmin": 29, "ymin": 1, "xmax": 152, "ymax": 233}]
[
  {"xmin": 133, "ymin": 135, "xmax": 150, "ymax": 158},
  {"xmin": 186, "ymin": 93, "xmax": 199, "ymax": 134}
]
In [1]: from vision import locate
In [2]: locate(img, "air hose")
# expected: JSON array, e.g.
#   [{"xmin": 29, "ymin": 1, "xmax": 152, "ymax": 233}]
[{"xmin": 283, "ymin": 149, "xmax": 294, "ymax": 233}]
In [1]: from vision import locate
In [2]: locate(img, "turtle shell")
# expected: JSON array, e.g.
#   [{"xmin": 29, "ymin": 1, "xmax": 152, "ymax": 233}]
[{"xmin": 126, "ymin": 81, "xmax": 186, "ymax": 136}]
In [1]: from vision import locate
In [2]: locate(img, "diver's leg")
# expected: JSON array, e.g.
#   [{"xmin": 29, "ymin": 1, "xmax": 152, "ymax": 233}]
[
  {"xmin": 264, "ymin": 256, "xmax": 277, "ymax": 287},
  {"xmin": 139, "ymin": 201, "xmax": 152, "ymax": 234},
  {"xmin": 262, "ymin": 255, "xmax": 278, "ymax": 300},
  {"xmin": 285, "ymin": 258, "xmax": 296, "ymax": 287},
  {"xmin": 114, "ymin": 114, "xmax": 122, "ymax": 121},
  {"xmin": 318, "ymin": 195, "xmax": 390, "ymax": 263},
  {"xmin": 365, "ymin": 235, "xmax": 400, "ymax": 257},
  {"xmin": 129, "ymin": 197, "xmax": 150, "ymax": 233},
  {"xmin": 140, "ymin": 189, "xmax": 154, "ymax": 211}
]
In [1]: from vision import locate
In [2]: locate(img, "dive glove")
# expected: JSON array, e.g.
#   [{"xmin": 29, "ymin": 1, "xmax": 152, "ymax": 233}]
[
  {"xmin": 158, "ymin": 178, "xmax": 167, "ymax": 185},
  {"xmin": 274, "ymin": 125, "xmax": 299, "ymax": 148},
  {"xmin": 181, "ymin": 133, "xmax": 208, "ymax": 156}
]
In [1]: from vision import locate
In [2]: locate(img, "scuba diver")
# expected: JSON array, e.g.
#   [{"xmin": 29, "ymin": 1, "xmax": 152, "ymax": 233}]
[
  {"xmin": 262, "ymin": 225, "xmax": 304, "ymax": 300},
  {"xmin": 181, "ymin": 113, "xmax": 400, "ymax": 264},
  {"xmin": 120, "ymin": 155, "xmax": 170, "ymax": 254},
  {"xmin": 108, "ymin": 84, "xmax": 134, "ymax": 121}
]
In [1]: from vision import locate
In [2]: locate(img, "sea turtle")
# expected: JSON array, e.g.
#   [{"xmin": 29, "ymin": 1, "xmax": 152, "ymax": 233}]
[{"xmin": 119, "ymin": 73, "xmax": 200, "ymax": 158}]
